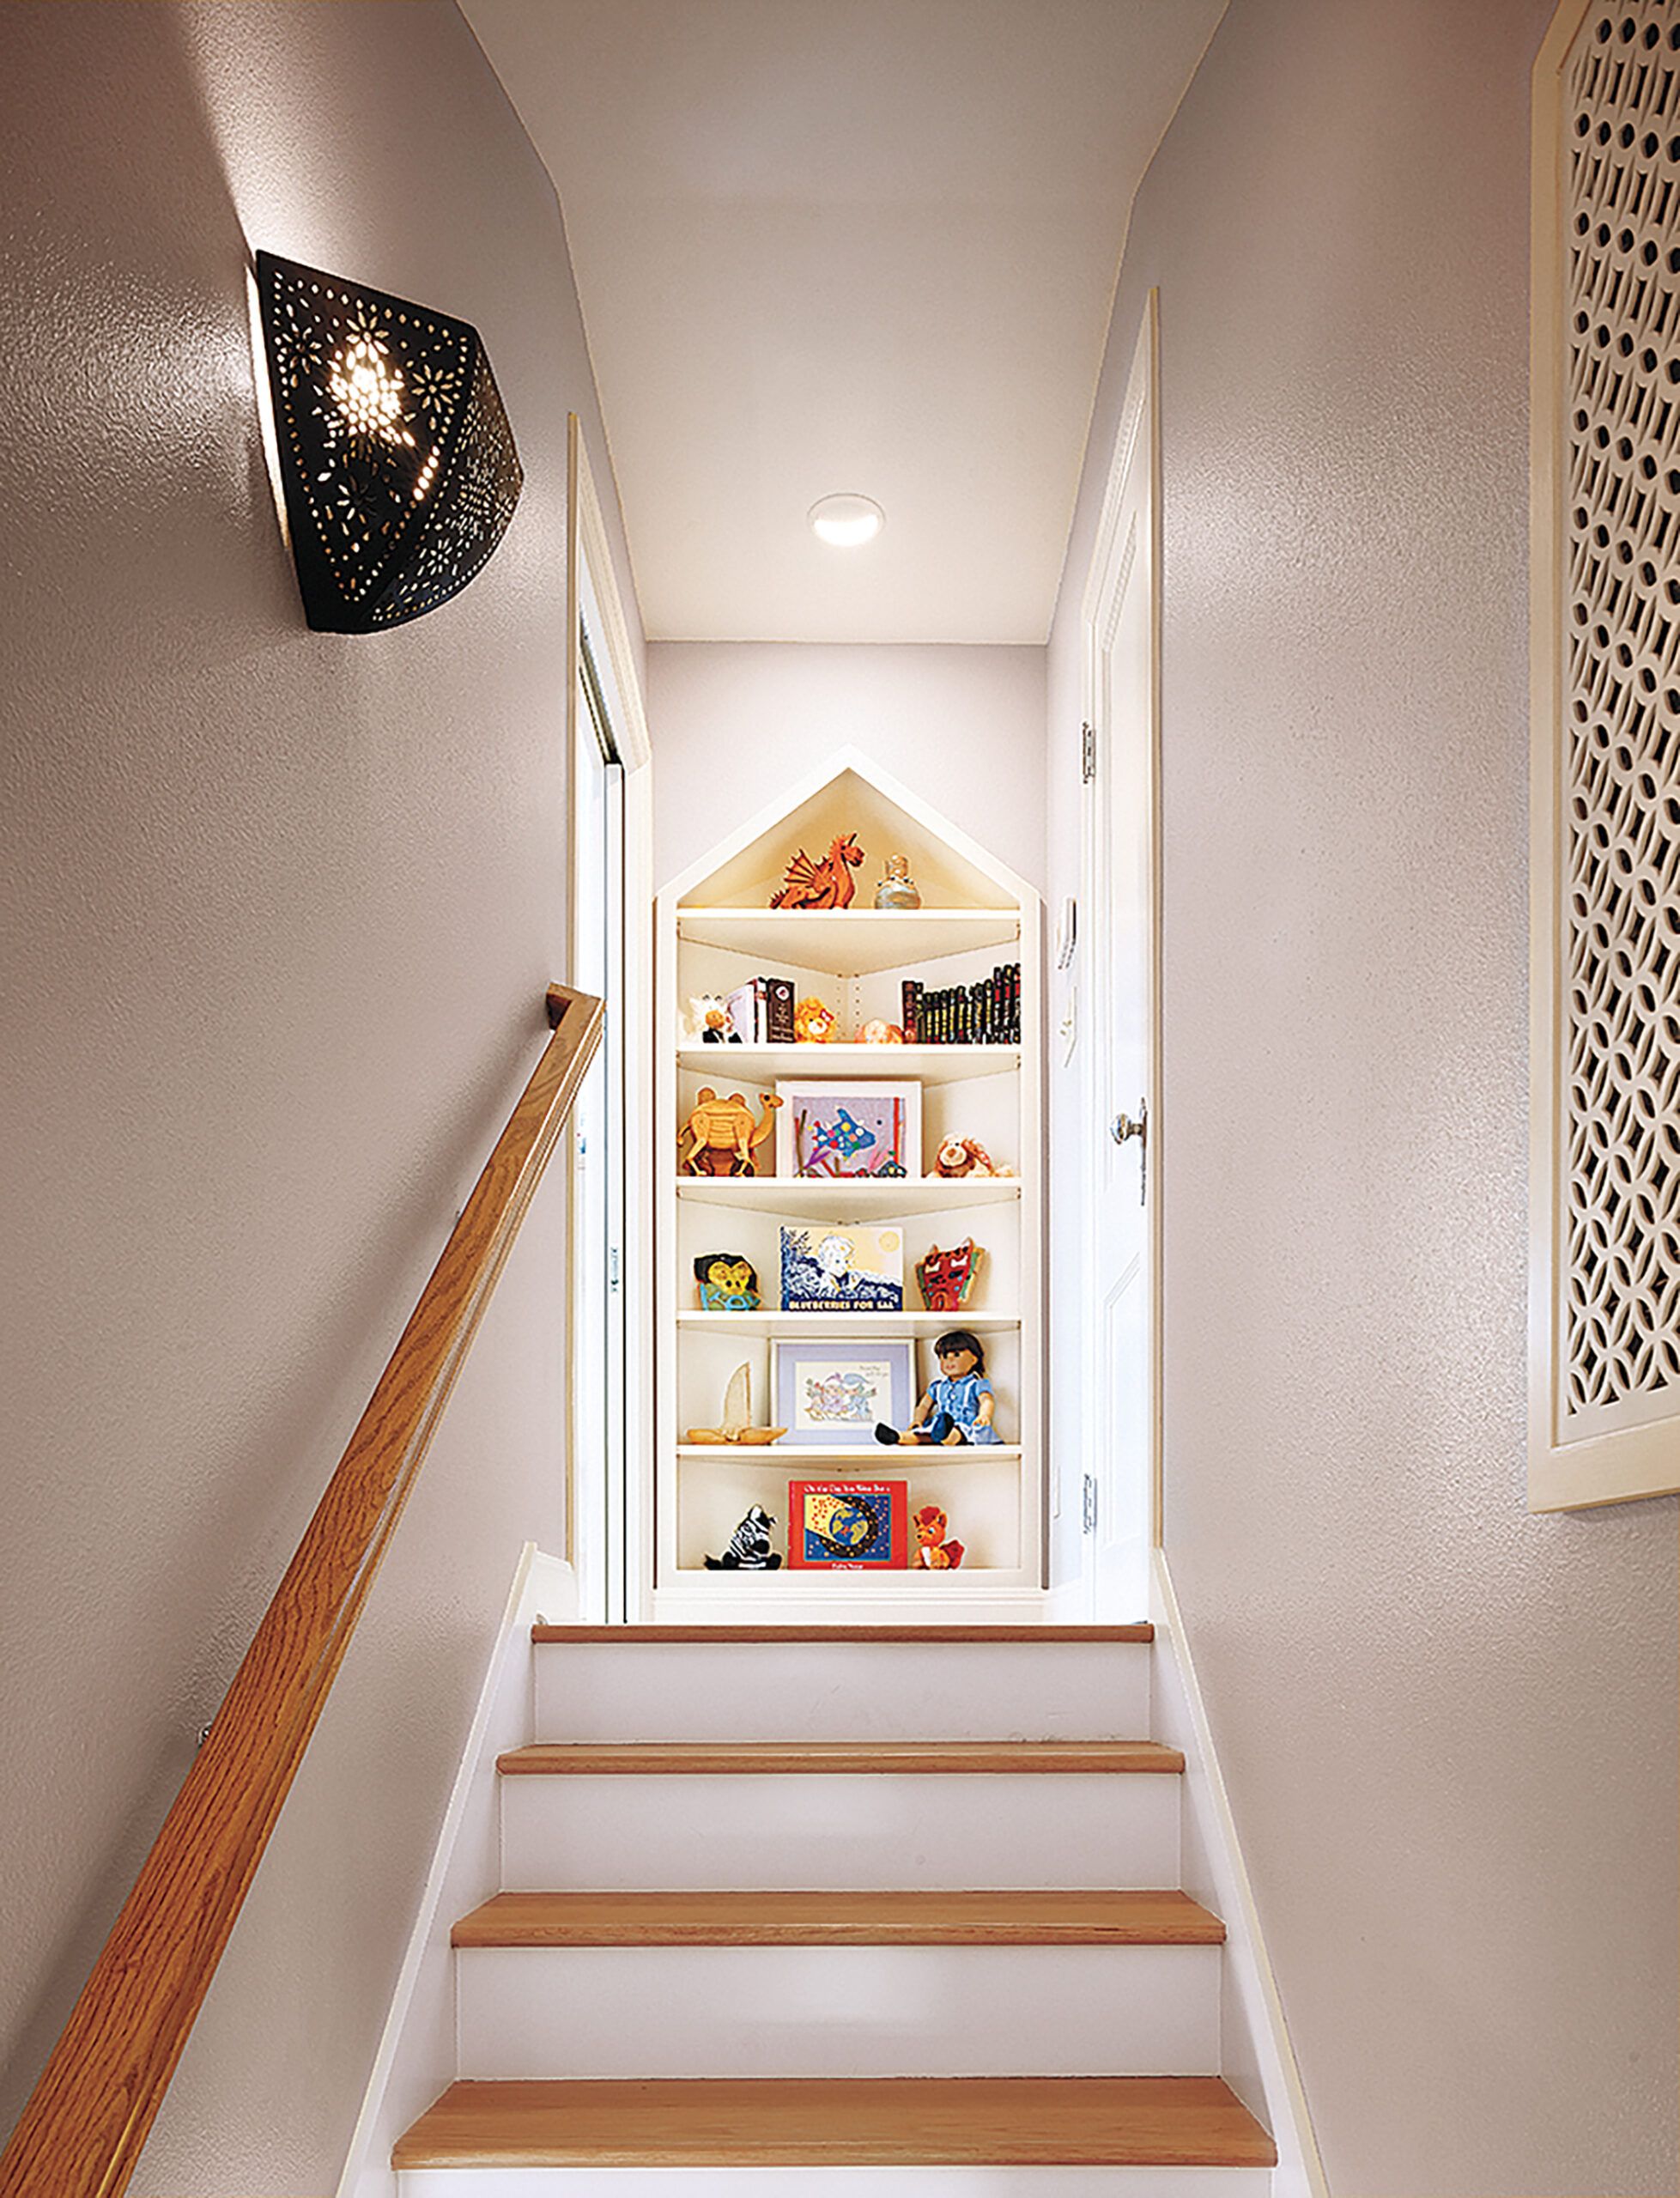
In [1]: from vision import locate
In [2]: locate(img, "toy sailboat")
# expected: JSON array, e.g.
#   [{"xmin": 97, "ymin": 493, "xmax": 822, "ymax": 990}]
[{"xmin": 685, "ymin": 1362, "xmax": 787, "ymax": 1446}]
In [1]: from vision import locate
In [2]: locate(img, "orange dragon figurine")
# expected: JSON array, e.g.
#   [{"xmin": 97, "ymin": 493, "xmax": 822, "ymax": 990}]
[{"xmin": 770, "ymin": 833, "xmax": 864, "ymax": 910}]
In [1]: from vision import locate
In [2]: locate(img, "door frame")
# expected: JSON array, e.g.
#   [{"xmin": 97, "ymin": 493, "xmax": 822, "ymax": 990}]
[
  {"xmin": 567, "ymin": 413, "xmax": 653, "ymax": 1620},
  {"xmin": 1078, "ymin": 292, "xmax": 1164, "ymax": 1597}
]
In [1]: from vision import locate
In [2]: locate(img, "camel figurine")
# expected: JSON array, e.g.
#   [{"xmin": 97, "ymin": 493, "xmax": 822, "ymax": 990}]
[
  {"xmin": 770, "ymin": 833, "xmax": 864, "ymax": 909},
  {"xmin": 680, "ymin": 1087, "xmax": 784, "ymax": 1176}
]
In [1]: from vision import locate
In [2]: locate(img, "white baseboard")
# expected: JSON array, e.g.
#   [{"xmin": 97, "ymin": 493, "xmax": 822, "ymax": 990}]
[
  {"xmin": 1149, "ymin": 1551, "xmax": 1325, "ymax": 2198},
  {"xmin": 336, "ymin": 1544, "xmax": 576, "ymax": 2198}
]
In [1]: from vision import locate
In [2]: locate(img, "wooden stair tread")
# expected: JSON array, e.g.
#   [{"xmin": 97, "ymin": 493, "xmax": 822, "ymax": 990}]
[
  {"xmin": 393, "ymin": 2076, "xmax": 1277, "ymax": 2169},
  {"xmin": 452, "ymin": 1888, "xmax": 1225, "ymax": 1947},
  {"xmin": 497, "ymin": 1740, "xmax": 1183, "ymax": 1776},
  {"xmin": 532, "ymin": 1624, "xmax": 1153, "ymax": 1643}
]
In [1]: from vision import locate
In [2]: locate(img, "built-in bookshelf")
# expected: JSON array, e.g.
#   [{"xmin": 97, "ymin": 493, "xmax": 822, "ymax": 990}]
[{"xmin": 654, "ymin": 753, "xmax": 1045, "ymax": 1620}]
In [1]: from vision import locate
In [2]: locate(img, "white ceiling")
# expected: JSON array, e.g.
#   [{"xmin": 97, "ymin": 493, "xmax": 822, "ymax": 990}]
[{"xmin": 459, "ymin": 0, "xmax": 1225, "ymax": 643}]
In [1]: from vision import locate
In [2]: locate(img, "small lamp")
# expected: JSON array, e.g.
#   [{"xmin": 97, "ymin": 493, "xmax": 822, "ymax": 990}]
[{"xmin": 255, "ymin": 251, "xmax": 523, "ymax": 633}]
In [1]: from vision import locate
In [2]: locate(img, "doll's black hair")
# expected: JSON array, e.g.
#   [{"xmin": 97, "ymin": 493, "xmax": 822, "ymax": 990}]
[{"xmin": 933, "ymin": 1327, "xmax": 986, "ymax": 1372}]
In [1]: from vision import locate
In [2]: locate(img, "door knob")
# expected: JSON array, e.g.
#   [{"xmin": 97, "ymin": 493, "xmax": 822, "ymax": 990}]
[{"xmin": 1111, "ymin": 1105, "xmax": 1147, "ymax": 1146}]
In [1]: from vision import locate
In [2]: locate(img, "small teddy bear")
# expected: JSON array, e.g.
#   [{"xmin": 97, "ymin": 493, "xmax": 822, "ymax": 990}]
[{"xmin": 931, "ymin": 1135, "xmax": 1014, "ymax": 1179}]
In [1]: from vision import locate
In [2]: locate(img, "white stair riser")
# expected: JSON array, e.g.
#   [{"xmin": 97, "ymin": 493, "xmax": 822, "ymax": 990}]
[
  {"xmin": 533, "ymin": 1642, "xmax": 1150, "ymax": 1744},
  {"xmin": 399, "ymin": 2168, "xmax": 1273, "ymax": 2196},
  {"xmin": 455, "ymin": 1942, "xmax": 1222, "ymax": 2079},
  {"xmin": 500, "ymin": 1773, "xmax": 1180, "ymax": 1891}
]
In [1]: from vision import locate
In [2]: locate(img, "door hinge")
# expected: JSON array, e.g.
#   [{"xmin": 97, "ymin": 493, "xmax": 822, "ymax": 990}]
[
  {"xmin": 1082, "ymin": 1473, "xmax": 1099, "ymax": 1535},
  {"xmin": 609, "ymin": 1246, "xmax": 621, "ymax": 1292},
  {"xmin": 1081, "ymin": 721, "xmax": 1096, "ymax": 782}
]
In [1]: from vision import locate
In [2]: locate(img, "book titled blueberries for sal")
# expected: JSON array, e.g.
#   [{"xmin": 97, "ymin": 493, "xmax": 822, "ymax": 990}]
[{"xmin": 779, "ymin": 1224, "xmax": 904, "ymax": 1313}]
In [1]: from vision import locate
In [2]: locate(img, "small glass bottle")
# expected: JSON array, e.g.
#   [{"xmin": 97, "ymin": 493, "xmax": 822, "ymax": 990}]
[{"xmin": 875, "ymin": 853, "xmax": 922, "ymax": 910}]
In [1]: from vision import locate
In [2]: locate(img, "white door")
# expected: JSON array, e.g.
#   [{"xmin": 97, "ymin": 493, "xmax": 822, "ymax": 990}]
[
  {"xmin": 571, "ymin": 653, "xmax": 628, "ymax": 1621},
  {"xmin": 1081, "ymin": 297, "xmax": 1160, "ymax": 1620}
]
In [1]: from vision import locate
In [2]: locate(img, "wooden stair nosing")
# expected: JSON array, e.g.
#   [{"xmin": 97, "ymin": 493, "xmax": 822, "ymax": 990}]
[
  {"xmin": 532, "ymin": 1623, "xmax": 1155, "ymax": 1643},
  {"xmin": 495, "ymin": 1739, "xmax": 1184, "ymax": 1776},
  {"xmin": 392, "ymin": 2076, "xmax": 1278, "ymax": 2171},
  {"xmin": 451, "ymin": 1887, "xmax": 1226, "ymax": 1948}
]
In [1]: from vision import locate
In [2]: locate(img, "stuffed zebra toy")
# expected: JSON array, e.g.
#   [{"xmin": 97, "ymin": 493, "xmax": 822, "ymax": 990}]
[{"xmin": 704, "ymin": 1503, "xmax": 782, "ymax": 1570}]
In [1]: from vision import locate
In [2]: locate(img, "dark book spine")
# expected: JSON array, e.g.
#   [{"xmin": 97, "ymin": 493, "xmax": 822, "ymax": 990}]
[{"xmin": 764, "ymin": 977, "xmax": 795, "ymax": 1044}]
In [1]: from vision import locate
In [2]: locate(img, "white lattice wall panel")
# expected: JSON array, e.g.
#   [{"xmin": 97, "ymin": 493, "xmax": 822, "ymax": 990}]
[{"xmin": 1558, "ymin": 0, "xmax": 1680, "ymax": 1438}]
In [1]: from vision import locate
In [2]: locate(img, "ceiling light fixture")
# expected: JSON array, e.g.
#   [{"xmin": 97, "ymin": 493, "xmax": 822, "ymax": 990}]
[{"xmin": 809, "ymin": 494, "xmax": 885, "ymax": 548}]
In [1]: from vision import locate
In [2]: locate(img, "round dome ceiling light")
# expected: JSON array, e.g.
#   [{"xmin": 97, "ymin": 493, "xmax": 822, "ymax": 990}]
[{"xmin": 809, "ymin": 493, "xmax": 885, "ymax": 547}]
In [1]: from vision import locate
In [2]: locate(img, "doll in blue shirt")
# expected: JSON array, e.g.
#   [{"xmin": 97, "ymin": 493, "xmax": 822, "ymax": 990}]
[{"xmin": 876, "ymin": 1329, "xmax": 1001, "ymax": 1447}]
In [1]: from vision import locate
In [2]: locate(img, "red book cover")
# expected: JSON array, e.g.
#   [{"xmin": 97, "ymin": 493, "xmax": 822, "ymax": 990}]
[{"xmin": 786, "ymin": 1479, "xmax": 908, "ymax": 1569}]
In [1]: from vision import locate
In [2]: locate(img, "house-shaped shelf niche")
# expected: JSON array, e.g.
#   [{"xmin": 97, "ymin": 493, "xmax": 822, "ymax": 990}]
[
  {"xmin": 655, "ymin": 750, "xmax": 1046, "ymax": 1619},
  {"xmin": 677, "ymin": 754, "xmax": 1020, "ymax": 918},
  {"xmin": 670, "ymin": 756, "xmax": 1030, "ymax": 981}
]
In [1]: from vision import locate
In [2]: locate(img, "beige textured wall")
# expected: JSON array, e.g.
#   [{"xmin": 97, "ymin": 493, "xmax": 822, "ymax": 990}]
[
  {"xmin": 0, "ymin": 4, "xmax": 638, "ymax": 2188},
  {"xmin": 1046, "ymin": 1, "xmax": 1677, "ymax": 2191}
]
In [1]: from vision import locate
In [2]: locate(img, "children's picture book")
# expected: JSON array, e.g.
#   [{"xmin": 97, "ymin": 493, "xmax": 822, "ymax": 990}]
[
  {"xmin": 780, "ymin": 1224, "xmax": 904, "ymax": 1311},
  {"xmin": 786, "ymin": 1479, "xmax": 907, "ymax": 1569}
]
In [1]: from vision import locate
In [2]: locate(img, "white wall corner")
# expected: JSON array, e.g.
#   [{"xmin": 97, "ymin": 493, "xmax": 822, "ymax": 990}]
[
  {"xmin": 335, "ymin": 1544, "xmax": 577, "ymax": 2198},
  {"xmin": 1149, "ymin": 1551, "xmax": 1326, "ymax": 2198}
]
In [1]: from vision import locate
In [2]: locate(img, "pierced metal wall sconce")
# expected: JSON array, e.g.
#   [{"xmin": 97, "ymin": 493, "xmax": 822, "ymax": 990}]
[{"xmin": 255, "ymin": 251, "xmax": 523, "ymax": 632}]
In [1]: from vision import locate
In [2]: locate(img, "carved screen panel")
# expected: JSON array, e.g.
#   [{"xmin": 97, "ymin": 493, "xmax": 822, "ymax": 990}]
[{"xmin": 1536, "ymin": 0, "xmax": 1680, "ymax": 1499}]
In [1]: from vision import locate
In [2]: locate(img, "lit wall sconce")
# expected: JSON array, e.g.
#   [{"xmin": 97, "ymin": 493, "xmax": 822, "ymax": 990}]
[{"xmin": 254, "ymin": 251, "xmax": 523, "ymax": 632}]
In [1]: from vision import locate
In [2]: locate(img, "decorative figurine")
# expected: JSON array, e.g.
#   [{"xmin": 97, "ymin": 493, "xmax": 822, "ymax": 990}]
[
  {"xmin": 931, "ymin": 1135, "xmax": 1015, "ymax": 1179},
  {"xmin": 911, "ymin": 1503, "xmax": 965, "ymax": 1570},
  {"xmin": 793, "ymin": 995, "xmax": 838, "ymax": 1044},
  {"xmin": 770, "ymin": 832, "xmax": 864, "ymax": 909},
  {"xmin": 916, "ymin": 1236, "xmax": 985, "ymax": 1313},
  {"xmin": 874, "ymin": 853, "xmax": 922, "ymax": 911},
  {"xmin": 857, "ymin": 1018, "xmax": 905, "ymax": 1045},
  {"xmin": 682, "ymin": 993, "xmax": 738, "ymax": 1044},
  {"xmin": 679, "ymin": 1088, "xmax": 784, "ymax": 1176},
  {"xmin": 685, "ymin": 1363, "xmax": 787, "ymax": 1446},
  {"xmin": 874, "ymin": 1328, "xmax": 1002, "ymax": 1447},
  {"xmin": 704, "ymin": 1503, "xmax": 783, "ymax": 1570},
  {"xmin": 694, "ymin": 1252, "xmax": 761, "ymax": 1311}
]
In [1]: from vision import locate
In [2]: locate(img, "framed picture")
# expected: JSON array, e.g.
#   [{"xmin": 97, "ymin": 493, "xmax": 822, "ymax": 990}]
[
  {"xmin": 773, "ymin": 1337, "xmax": 914, "ymax": 1447},
  {"xmin": 780, "ymin": 1223, "xmax": 904, "ymax": 1311},
  {"xmin": 787, "ymin": 1479, "xmax": 908, "ymax": 1570},
  {"xmin": 774, "ymin": 1079, "xmax": 922, "ymax": 1180}
]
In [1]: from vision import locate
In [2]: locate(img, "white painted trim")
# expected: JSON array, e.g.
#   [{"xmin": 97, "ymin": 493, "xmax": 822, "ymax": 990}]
[
  {"xmin": 569, "ymin": 416, "xmax": 651, "ymax": 774},
  {"xmin": 399, "ymin": 2168, "xmax": 1273, "ymax": 2196},
  {"xmin": 1077, "ymin": 294, "xmax": 1162, "ymax": 1614},
  {"xmin": 335, "ymin": 1545, "xmax": 576, "ymax": 2198},
  {"xmin": 1149, "ymin": 1551, "xmax": 1324, "ymax": 2198},
  {"xmin": 568, "ymin": 413, "xmax": 657, "ymax": 1613}
]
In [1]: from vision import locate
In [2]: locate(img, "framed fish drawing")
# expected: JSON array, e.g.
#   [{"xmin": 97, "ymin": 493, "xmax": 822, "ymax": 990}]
[{"xmin": 773, "ymin": 1080, "xmax": 922, "ymax": 1180}]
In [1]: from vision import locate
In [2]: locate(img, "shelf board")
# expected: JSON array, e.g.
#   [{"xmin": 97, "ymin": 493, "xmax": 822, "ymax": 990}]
[
  {"xmin": 675, "ymin": 1175, "xmax": 1021, "ymax": 1216},
  {"xmin": 678, "ymin": 1043, "xmax": 1018, "ymax": 1087},
  {"xmin": 662, "ymin": 1567, "xmax": 1034, "ymax": 1589},
  {"xmin": 676, "ymin": 908, "xmax": 1020, "ymax": 975},
  {"xmin": 676, "ymin": 1445, "xmax": 1023, "ymax": 1463},
  {"xmin": 676, "ymin": 1312, "xmax": 1020, "ymax": 1337}
]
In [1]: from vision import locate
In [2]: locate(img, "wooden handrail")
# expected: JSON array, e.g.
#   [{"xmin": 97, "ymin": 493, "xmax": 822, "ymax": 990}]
[{"xmin": 0, "ymin": 983, "xmax": 603, "ymax": 2198}]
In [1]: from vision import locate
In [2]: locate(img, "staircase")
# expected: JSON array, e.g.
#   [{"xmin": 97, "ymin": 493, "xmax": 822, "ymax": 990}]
[{"xmin": 392, "ymin": 1624, "xmax": 1277, "ymax": 2191}]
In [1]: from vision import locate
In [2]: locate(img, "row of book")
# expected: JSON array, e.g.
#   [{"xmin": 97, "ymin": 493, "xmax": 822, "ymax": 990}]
[{"xmin": 902, "ymin": 965, "xmax": 1021, "ymax": 1046}]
